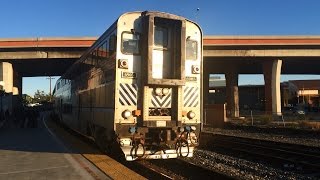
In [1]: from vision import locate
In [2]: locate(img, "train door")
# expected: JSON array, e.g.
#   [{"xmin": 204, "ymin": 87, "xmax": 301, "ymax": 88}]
[
  {"xmin": 142, "ymin": 14, "xmax": 186, "ymax": 127},
  {"xmin": 152, "ymin": 25, "xmax": 171, "ymax": 79}
]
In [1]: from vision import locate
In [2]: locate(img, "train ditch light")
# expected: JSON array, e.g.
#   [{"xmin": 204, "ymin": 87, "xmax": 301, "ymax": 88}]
[
  {"xmin": 187, "ymin": 111, "xmax": 196, "ymax": 119},
  {"xmin": 122, "ymin": 109, "xmax": 132, "ymax": 119}
]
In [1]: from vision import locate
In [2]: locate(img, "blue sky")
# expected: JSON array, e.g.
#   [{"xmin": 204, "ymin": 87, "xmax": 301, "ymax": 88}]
[{"xmin": 1, "ymin": 0, "xmax": 319, "ymax": 95}]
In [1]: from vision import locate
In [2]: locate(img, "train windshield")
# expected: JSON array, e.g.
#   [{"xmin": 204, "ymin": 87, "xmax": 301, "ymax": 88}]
[
  {"xmin": 186, "ymin": 40, "xmax": 197, "ymax": 60},
  {"xmin": 122, "ymin": 32, "xmax": 140, "ymax": 54}
]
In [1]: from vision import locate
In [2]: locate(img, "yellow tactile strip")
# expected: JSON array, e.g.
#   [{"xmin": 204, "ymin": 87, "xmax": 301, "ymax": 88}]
[
  {"xmin": 45, "ymin": 118, "xmax": 146, "ymax": 180},
  {"xmin": 70, "ymin": 154, "xmax": 102, "ymax": 180},
  {"xmin": 82, "ymin": 154, "xmax": 145, "ymax": 180}
]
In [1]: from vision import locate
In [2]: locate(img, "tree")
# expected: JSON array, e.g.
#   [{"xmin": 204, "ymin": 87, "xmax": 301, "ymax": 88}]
[
  {"xmin": 22, "ymin": 94, "xmax": 33, "ymax": 104},
  {"xmin": 33, "ymin": 90, "xmax": 50, "ymax": 103}
]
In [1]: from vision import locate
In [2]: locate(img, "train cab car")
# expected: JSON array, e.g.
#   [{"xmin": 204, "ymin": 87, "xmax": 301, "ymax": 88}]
[{"xmin": 53, "ymin": 11, "xmax": 203, "ymax": 161}]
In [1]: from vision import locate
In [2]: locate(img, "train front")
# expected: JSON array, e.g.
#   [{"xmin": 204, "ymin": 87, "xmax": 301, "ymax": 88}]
[{"xmin": 116, "ymin": 11, "xmax": 202, "ymax": 161}]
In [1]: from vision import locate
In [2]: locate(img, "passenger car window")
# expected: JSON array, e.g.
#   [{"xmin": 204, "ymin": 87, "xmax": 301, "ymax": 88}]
[
  {"xmin": 109, "ymin": 35, "xmax": 117, "ymax": 56},
  {"xmin": 121, "ymin": 32, "xmax": 140, "ymax": 54},
  {"xmin": 102, "ymin": 41, "xmax": 108, "ymax": 58},
  {"xmin": 186, "ymin": 40, "xmax": 197, "ymax": 60}
]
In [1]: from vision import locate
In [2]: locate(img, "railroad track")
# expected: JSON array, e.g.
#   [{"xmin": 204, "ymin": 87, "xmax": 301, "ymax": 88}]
[
  {"xmin": 47, "ymin": 116, "xmax": 230, "ymax": 179},
  {"xmin": 202, "ymin": 133, "xmax": 320, "ymax": 177},
  {"xmin": 133, "ymin": 158, "xmax": 231, "ymax": 180}
]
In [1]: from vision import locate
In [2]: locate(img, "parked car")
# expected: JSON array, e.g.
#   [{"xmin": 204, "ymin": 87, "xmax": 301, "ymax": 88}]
[{"xmin": 283, "ymin": 106, "xmax": 305, "ymax": 115}]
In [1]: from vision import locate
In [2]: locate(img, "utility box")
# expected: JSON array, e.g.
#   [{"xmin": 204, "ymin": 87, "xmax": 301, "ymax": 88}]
[{"xmin": 204, "ymin": 104, "xmax": 226, "ymax": 128}]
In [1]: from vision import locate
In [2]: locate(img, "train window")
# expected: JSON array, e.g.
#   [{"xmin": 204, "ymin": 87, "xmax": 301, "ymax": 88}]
[
  {"xmin": 121, "ymin": 32, "xmax": 140, "ymax": 54},
  {"xmin": 109, "ymin": 35, "xmax": 117, "ymax": 56},
  {"xmin": 97, "ymin": 45, "xmax": 103, "ymax": 63},
  {"xmin": 102, "ymin": 41, "xmax": 108, "ymax": 58},
  {"xmin": 93, "ymin": 49, "xmax": 98, "ymax": 65},
  {"xmin": 154, "ymin": 26, "xmax": 168, "ymax": 47},
  {"xmin": 90, "ymin": 52, "xmax": 94, "ymax": 65},
  {"xmin": 98, "ymin": 45, "xmax": 103, "ymax": 57},
  {"xmin": 186, "ymin": 40, "xmax": 198, "ymax": 60}
]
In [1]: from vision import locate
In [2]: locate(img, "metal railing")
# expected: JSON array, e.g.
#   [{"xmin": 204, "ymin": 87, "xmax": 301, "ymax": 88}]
[
  {"xmin": 237, "ymin": 110, "xmax": 313, "ymax": 127},
  {"xmin": 204, "ymin": 105, "xmax": 320, "ymax": 129}
]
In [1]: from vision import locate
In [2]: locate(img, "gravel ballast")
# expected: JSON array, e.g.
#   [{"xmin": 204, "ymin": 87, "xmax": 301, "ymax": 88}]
[{"xmin": 181, "ymin": 126, "xmax": 320, "ymax": 179}]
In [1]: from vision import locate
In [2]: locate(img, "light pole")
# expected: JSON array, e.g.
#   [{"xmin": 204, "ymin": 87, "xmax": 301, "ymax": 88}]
[{"xmin": 46, "ymin": 76, "xmax": 55, "ymax": 102}]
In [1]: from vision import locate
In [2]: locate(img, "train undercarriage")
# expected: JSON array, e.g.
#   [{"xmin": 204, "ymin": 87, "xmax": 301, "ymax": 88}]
[{"xmin": 116, "ymin": 124, "xmax": 200, "ymax": 161}]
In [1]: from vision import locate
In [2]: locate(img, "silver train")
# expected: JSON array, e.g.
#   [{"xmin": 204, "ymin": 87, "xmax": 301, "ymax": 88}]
[{"xmin": 53, "ymin": 11, "xmax": 203, "ymax": 161}]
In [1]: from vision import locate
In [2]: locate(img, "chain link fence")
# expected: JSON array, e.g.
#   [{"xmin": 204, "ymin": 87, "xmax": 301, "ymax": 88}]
[
  {"xmin": 235, "ymin": 109, "xmax": 320, "ymax": 129},
  {"xmin": 204, "ymin": 104, "xmax": 320, "ymax": 130}
]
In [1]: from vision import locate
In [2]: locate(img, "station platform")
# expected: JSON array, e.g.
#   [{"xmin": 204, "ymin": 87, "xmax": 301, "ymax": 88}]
[{"xmin": 0, "ymin": 113, "xmax": 141, "ymax": 180}]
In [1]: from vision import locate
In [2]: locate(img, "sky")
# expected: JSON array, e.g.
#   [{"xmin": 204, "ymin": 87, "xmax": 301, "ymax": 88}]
[{"xmin": 1, "ymin": 0, "xmax": 320, "ymax": 95}]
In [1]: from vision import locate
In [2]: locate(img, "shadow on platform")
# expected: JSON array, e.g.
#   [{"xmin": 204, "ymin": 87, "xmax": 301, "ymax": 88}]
[{"xmin": 0, "ymin": 113, "xmax": 104, "ymax": 155}]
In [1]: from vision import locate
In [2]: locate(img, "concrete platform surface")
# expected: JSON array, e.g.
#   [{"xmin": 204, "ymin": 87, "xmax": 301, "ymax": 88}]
[{"xmin": 0, "ymin": 114, "xmax": 110, "ymax": 180}]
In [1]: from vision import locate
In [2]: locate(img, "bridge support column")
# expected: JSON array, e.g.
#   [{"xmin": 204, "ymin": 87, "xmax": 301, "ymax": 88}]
[
  {"xmin": 263, "ymin": 59, "xmax": 282, "ymax": 115},
  {"xmin": 225, "ymin": 70, "xmax": 239, "ymax": 118},
  {"xmin": 0, "ymin": 62, "xmax": 13, "ymax": 93},
  {"xmin": 203, "ymin": 67, "xmax": 209, "ymax": 106},
  {"xmin": 13, "ymin": 71, "xmax": 22, "ymax": 96}
]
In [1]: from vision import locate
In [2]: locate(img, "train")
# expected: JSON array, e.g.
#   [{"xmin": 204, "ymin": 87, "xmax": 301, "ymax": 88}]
[{"xmin": 52, "ymin": 11, "xmax": 203, "ymax": 161}]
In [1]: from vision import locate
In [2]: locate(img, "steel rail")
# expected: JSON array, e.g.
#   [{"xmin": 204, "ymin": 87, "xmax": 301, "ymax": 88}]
[{"xmin": 210, "ymin": 134, "xmax": 320, "ymax": 176}]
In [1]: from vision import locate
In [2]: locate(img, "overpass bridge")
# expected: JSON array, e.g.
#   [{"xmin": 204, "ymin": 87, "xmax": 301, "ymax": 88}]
[
  {"xmin": 203, "ymin": 36, "xmax": 320, "ymax": 117},
  {"xmin": 0, "ymin": 37, "xmax": 95, "ymax": 95},
  {"xmin": 0, "ymin": 37, "xmax": 96, "ymax": 77},
  {"xmin": 1, "ymin": 36, "xmax": 320, "ymax": 116}
]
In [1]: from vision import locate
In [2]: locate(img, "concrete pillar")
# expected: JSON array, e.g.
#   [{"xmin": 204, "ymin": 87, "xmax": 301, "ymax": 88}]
[
  {"xmin": 13, "ymin": 71, "xmax": 22, "ymax": 96},
  {"xmin": 0, "ymin": 62, "xmax": 13, "ymax": 93},
  {"xmin": 263, "ymin": 59, "xmax": 282, "ymax": 115},
  {"xmin": 203, "ymin": 67, "xmax": 209, "ymax": 106},
  {"xmin": 225, "ymin": 70, "xmax": 239, "ymax": 118}
]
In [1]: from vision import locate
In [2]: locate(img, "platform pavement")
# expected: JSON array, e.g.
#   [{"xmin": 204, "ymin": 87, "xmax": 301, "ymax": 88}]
[{"xmin": 0, "ymin": 112, "xmax": 110, "ymax": 180}]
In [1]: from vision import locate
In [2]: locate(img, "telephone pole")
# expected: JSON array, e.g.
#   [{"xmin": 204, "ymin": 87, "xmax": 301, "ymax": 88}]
[{"xmin": 46, "ymin": 76, "xmax": 55, "ymax": 101}]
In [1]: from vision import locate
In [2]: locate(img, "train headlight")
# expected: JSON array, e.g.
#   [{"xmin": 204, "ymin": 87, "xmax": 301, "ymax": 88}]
[
  {"xmin": 154, "ymin": 88, "xmax": 162, "ymax": 96},
  {"xmin": 191, "ymin": 126, "xmax": 197, "ymax": 131},
  {"xmin": 187, "ymin": 111, "xmax": 196, "ymax": 119},
  {"xmin": 162, "ymin": 88, "xmax": 169, "ymax": 95},
  {"xmin": 122, "ymin": 109, "xmax": 132, "ymax": 119}
]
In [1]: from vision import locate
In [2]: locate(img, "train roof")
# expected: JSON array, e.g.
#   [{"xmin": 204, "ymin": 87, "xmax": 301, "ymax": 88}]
[{"xmin": 61, "ymin": 11, "xmax": 201, "ymax": 80}]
